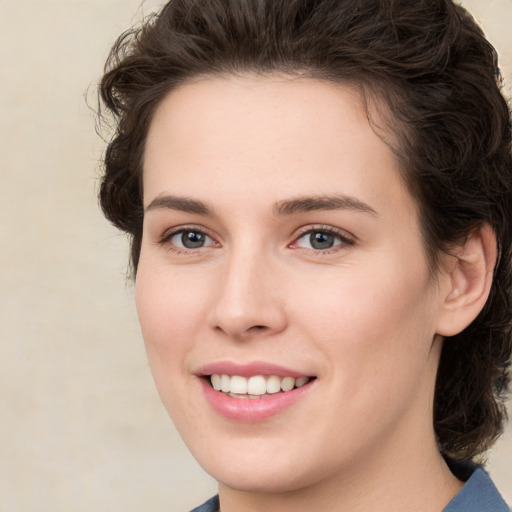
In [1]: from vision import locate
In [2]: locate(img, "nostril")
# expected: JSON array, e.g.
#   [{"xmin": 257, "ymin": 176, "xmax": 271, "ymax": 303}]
[{"xmin": 250, "ymin": 325, "xmax": 267, "ymax": 332}]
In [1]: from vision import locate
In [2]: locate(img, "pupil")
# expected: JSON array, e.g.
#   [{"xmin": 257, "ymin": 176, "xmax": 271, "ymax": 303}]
[
  {"xmin": 182, "ymin": 231, "xmax": 205, "ymax": 248},
  {"xmin": 310, "ymin": 232, "xmax": 334, "ymax": 250}
]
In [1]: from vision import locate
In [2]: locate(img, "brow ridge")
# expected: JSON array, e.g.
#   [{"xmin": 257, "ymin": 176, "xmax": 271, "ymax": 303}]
[
  {"xmin": 273, "ymin": 194, "xmax": 377, "ymax": 216},
  {"xmin": 145, "ymin": 195, "xmax": 213, "ymax": 215},
  {"xmin": 145, "ymin": 193, "xmax": 376, "ymax": 217}
]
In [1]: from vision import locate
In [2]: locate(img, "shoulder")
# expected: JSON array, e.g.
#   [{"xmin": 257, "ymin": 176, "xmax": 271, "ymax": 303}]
[
  {"xmin": 189, "ymin": 495, "xmax": 219, "ymax": 512},
  {"xmin": 444, "ymin": 465, "xmax": 509, "ymax": 512}
]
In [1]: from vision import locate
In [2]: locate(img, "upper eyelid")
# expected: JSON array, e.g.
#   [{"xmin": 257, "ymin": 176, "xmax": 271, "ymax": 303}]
[
  {"xmin": 293, "ymin": 224, "xmax": 355, "ymax": 241},
  {"xmin": 159, "ymin": 224, "xmax": 216, "ymax": 241}
]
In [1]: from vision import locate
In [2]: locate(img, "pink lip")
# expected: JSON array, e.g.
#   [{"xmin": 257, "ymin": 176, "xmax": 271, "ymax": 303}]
[
  {"xmin": 197, "ymin": 360, "xmax": 310, "ymax": 378},
  {"xmin": 200, "ymin": 379, "xmax": 314, "ymax": 422},
  {"xmin": 196, "ymin": 361, "xmax": 316, "ymax": 422}
]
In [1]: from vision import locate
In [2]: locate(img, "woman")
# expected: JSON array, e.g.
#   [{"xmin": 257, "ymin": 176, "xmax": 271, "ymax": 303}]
[{"xmin": 98, "ymin": 0, "xmax": 512, "ymax": 510}]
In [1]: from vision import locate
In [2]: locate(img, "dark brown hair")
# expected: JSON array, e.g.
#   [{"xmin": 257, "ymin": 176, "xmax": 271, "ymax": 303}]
[{"xmin": 98, "ymin": 0, "xmax": 512, "ymax": 461}]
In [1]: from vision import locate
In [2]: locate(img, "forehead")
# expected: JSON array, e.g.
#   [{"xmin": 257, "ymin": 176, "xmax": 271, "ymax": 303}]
[
  {"xmin": 146, "ymin": 74, "xmax": 364, "ymax": 157},
  {"xmin": 143, "ymin": 75, "xmax": 410, "ymax": 210}
]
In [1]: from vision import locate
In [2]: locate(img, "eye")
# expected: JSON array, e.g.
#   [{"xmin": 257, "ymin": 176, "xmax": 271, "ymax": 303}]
[
  {"xmin": 293, "ymin": 227, "xmax": 353, "ymax": 252},
  {"xmin": 167, "ymin": 229, "xmax": 216, "ymax": 250}
]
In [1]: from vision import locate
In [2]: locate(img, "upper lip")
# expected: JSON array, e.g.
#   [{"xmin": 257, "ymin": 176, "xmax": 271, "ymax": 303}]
[{"xmin": 197, "ymin": 361, "xmax": 313, "ymax": 378}]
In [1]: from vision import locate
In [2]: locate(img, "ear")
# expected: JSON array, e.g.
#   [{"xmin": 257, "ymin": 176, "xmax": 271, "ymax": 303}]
[{"xmin": 436, "ymin": 224, "xmax": 497, "ymax": 337}]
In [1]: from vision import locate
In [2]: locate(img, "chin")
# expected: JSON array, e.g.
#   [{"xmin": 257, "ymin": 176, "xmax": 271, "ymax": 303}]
[
  {"xmin": 189, "ymin": 438, "xmax": 334, "ymax": 495},
  {"xmin": 211, "ymin": 464, "xmax": 315, "ymax": 495}
]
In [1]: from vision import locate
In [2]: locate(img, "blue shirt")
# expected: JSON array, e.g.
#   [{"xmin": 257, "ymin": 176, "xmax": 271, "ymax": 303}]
[
  {"xmin": 190, "ymin": 468, "xmax": 509, "ymax": 512},
  {"xmin": 444, "ymin": 468, "xmax": 509, "ymax": 512}
]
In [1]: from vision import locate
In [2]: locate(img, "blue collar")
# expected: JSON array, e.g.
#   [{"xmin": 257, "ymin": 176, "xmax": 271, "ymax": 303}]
[
  {"xmin": 190, "ymin": 495, "xmax": 218, "ymax": 512},
  {"xmin": 443, "ymin": 467, "xmax": 509, "ymax": 511}
]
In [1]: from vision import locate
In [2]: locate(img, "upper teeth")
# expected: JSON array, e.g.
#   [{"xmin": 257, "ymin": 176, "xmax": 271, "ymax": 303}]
[{"xmin": 210, "ymin": 374, "xmax": 310, "ymax": 396}]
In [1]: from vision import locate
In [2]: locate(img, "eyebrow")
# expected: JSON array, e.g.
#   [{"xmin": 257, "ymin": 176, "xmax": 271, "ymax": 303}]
[
  {"xmin": 273, "ymin": 194, "xmax": 377, "ymax": 216},
  {"xmin": 145, "ymin": 195, "xmax": 214, "ymax": 215},
  {"xmin": 144, "ymin": 193, "xmax": 377, "ymax": 217}
]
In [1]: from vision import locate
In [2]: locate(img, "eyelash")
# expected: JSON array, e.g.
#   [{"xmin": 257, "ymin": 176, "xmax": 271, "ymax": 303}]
[
  {"xmin": 291, "ymin": 225, "xmax": 355, "ymax": 254},
  {"xmin": 158, "ymin": 225, "xmax": 218, "ymax": 254},
  {"xmin": 158, "ymin": 224, "xmax": 355, "ymax": 255}
]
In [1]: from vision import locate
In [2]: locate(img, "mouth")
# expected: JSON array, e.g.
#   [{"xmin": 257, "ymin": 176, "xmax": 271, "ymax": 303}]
[
  {"xmin": 207, "ymin": 374, "xmax": 314, "ymax": 399},
  {"xmin": 197, "ymin": 361, "xmax": 317, "ymax": 421},
  {"xmin": 198, "ymin": 363, "xmax": 316, "ymax": 421}
]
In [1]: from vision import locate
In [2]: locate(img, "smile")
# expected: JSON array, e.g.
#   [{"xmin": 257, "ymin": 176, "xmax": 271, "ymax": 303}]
[
  {"xmin": 210, "ymin": 374, "xmax": 311, "ymax": 398},
  {"xmin": 198, "ymin": 363, "xmax": 316, "ymax": 421}
]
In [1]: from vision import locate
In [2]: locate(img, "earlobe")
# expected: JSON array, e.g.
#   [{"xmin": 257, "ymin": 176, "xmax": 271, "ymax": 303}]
[{"xmin": 436, "ymin": 224, "xmax": 497, "ymax": 337}]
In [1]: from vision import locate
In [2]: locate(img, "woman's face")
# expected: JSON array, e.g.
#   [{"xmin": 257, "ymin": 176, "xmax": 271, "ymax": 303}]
[{"xmin": 137, "ymin": 76, "xmax": 451, "ymax": 493}]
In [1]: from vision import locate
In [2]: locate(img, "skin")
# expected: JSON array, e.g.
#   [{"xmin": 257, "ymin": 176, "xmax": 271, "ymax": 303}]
[{"xmin": 136, "ymin": 75, "xmax": 470, "ymax": 511}]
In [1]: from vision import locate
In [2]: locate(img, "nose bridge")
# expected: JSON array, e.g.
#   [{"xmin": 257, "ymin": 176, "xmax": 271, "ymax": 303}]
[{"xmin": 209, "ymin": 240, "xmax": 286, "ymax": 338}]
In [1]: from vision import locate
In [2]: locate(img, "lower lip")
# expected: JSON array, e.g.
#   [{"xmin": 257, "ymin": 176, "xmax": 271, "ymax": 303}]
[{"xmin": 200, "ymin": 378, "xmax": 314, "ymax": 422}]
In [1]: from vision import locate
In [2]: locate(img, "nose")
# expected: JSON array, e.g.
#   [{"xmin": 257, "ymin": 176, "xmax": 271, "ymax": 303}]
[{"xmin": 207, "ymin": 248, "xmax": 288, "ymax": 341}]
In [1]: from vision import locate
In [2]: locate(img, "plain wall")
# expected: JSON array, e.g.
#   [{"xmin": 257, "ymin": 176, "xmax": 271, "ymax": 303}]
[{"xmin": 0, "ymin": 1, "xmax": 510, "ymax": 510}]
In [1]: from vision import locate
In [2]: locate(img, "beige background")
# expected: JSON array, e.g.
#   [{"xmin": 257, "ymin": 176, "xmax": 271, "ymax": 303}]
[{"xmin": 0, "ymin": 1, "xmax": 510, "ymax": 510}]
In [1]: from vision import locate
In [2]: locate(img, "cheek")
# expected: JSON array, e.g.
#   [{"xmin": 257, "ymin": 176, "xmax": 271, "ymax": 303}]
[
  {"xmin": 134, "ymin": 261, "xmax": 208, "ymax": 387},
  {"xmin": 135, "ymin": 264, "xmax": 208, "ymax": 428},
  {"xmin": 294, "ymin": 259, "xmax": 437, "ymax": 391},
  {"xmin": 136, "ymin": 260, "xmax": 208, "ymax": 336},
  {"xmin": 289, "ymin": 269, "xmax": 439, "ymax": 464}
]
